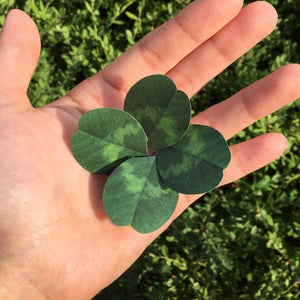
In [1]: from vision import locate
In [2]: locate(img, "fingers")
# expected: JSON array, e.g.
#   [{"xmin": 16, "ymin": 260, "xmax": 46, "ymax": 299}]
[
  {"xmin": 168, "ymin": 1, "xmax": 278, "ymax": 97},
  {"xmin": 0, "ymin": 9, "xmax": 40, "ymax": 102},
  {"xmin": 100, "ymin": 0, "xmax": 243, "ymax": 94},
  {"xmin": 192, "ymin": 64, "xmax": 300, "ymax": 140},
  {"xmin": 175, "ymin": 132, "xmax": 289, "ymax": 216},
  {"xmin": 66, "ymin": 0, "xmax": 243, "ymax": 110},
  {"xmin": 66, "ymin": 1, "xmax": 277, "ymax": 112}
]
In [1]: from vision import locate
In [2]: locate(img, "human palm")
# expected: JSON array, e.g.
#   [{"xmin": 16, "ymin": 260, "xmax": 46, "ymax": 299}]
[{"xmin": 1, "ymin": 2, "xmax": 300, "ymax": 299}]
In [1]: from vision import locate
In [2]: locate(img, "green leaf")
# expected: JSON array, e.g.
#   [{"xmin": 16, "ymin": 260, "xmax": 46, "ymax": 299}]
[
  {"xmin": 71, "ymin": 108, "xmax": 148, "ymax": 174},
  {"xmin": 156, "ymin": 125, "xmax": 231, "ymax": 194},
  {"xmin": 124, "ymin": 74, "xmax": 191, "ymax": 149},
  {"xmin": 103, "ymin": 156, "xmax": 179, "ymax": 234},
  {"xmin": 125, "ymin": 11, "xmax": 139, "ymax": 20}
]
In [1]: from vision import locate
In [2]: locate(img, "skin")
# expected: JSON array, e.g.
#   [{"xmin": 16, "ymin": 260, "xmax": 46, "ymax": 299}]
[{"xmin": 0, "ymin": 1, "xmax": 299, "ymax": 299}]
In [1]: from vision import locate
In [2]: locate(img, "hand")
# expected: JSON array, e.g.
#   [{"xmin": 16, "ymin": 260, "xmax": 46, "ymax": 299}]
[{"xmin": 0, "ymin": 1, "xmax": 299, "ymax": 299}]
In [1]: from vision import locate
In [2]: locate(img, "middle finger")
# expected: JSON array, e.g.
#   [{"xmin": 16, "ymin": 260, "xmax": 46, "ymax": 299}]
[{"xmin": 167, "ymin": 1, "xmax": 278, "ymax": 97}]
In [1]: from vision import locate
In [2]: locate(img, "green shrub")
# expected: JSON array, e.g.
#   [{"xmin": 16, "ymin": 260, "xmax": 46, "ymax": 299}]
[{"xmin": 1, "ymin": 1, "xmax": 299, "ymax": 299}]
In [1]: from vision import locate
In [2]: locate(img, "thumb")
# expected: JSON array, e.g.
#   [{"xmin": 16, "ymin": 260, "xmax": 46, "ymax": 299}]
[{"xmin": 0, "ymin": 9, "xmax": 40, "ymax": 103}]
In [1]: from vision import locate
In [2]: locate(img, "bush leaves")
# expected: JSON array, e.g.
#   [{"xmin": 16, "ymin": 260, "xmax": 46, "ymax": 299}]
[
  {"xmin": 156, "ymin": 125, "xmax": 231, "ymax": 194},
  {"xmin": 103, "ymin": 157, "xmax": 179, "ymax": 233},
  {"xmin": 71, "ymin": 108, "xmax": 148, "ymax": 174},
  {"xmin": 124, "ymin": 75, "xmax": 191, "ymax": 148}
]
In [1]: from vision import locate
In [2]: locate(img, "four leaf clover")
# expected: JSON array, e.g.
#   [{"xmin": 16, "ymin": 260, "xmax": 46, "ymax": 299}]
[{"xmin": 71, "ymin": 75, "xmax": 231, "ymax": 233}]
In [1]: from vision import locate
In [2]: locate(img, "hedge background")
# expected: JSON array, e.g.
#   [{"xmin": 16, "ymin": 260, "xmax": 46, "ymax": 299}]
[{"xmin": 0, "ymin": 0, "xmax": 299, "ymax": 299}]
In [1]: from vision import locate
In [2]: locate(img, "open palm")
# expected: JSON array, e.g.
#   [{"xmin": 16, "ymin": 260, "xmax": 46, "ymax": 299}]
[{"xmin": 1, "ymin": 1, "xmax": 300, "ymax": 299}]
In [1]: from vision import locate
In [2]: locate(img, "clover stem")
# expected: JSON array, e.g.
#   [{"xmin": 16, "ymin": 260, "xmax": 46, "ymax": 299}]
[{"xmin": 148, "ymin": 148, "xmax": 157, "ymax": 156}]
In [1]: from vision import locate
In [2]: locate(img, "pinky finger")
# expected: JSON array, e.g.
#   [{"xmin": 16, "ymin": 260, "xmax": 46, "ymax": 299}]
[{"xmin": 221, "ymin": 132, "xmax": 289, "ymax": 185}]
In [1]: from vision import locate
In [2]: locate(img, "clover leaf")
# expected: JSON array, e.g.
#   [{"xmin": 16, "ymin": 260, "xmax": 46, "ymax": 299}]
[
  {"xmin": 71, "ymin": 108, "xmax": 148, "ymax": 174},
  {"xmin": 71, "ymin": 74, "xmax": 231, "ymax": 234},
  {"xmin": 124, "ymin": 74, "xmax": 191, "ymax": 149},
  {"xmin": 103, "ymin": 157, "xmax": 178, "ymax": 234},
  {"xmin": 156, "ymin": 125, "xmax": 231, "ymax": 194}
]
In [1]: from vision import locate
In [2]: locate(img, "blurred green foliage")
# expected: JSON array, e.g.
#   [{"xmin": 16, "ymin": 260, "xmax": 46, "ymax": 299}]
[{"xmin": 1, "ymin": 0, "xmax": 299, "ymax": 299}]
